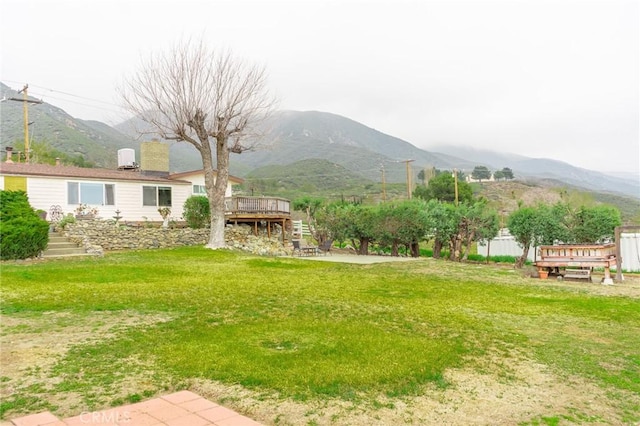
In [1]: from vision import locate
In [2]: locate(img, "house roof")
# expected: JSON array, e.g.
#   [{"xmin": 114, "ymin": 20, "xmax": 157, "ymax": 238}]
[
  {"xmin": 170, "ymin": 169, "xmax": 244, "ymax": 185},
  {"xmin": 0, "ymin": 162, "xmax": 191, "ymax": 184}
]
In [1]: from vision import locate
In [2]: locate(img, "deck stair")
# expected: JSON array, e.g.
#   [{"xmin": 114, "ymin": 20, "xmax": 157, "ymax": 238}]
[{"xmin": 41, "ymin": 232, "xmax": 91, "ymax": 258}]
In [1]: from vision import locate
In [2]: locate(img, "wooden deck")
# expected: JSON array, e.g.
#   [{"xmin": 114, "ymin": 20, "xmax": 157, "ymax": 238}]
[
  {"xmin": 224, "ymin": 196, "xmax": 292, "ymax": 241},
  {"xmin": 535, "ymin": 243, "xmax": 617, "ymax": 283}
]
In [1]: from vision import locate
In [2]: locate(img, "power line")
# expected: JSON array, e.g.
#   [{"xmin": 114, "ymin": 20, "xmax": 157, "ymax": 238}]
[
  {"xmin": 1, "ymin": 79, "xmax": 119, "ymax": 107},
  {"xmin": 28, "ymin": 91, "xmax": 123, "ymax": 113}
]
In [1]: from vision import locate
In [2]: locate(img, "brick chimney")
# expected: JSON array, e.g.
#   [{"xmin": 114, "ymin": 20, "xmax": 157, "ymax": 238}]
[
  {"xmin": 140, "ymin": 140, "xmax": 170, "ymax": 177},
  {"xmin": 5, "ymin": 146, "xmax": 13, "ymax": 163}
]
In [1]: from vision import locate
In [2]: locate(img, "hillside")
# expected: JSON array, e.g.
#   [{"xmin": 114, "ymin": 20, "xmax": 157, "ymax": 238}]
[
  {"xmin": 430, "ymin": 144, "xmax": 640, "ymax": 197},
  {"xmin": 0, "ymin": 83, "xmax": 136, "ymax": 167},
  {"xmin": 240, "ymin": 159, "xmax": 640, "ymax": 224},
  {"xmin": 1, "ymin": 83, "xmax": 638, "ymax": 199}
]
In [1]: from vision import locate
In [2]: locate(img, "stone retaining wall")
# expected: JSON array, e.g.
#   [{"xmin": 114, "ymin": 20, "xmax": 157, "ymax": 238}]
[{"xmin": 62, "ymin": 220, "xmax": 291, "ymax": 257}]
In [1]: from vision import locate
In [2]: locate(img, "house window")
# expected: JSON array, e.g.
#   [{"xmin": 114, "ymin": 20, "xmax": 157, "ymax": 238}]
[
  {"xmin": 143, "ymin": 186, "xmax": 172, "ymax": 207},
  {"xmin": 193, "ymin": 184, "xmax": 206, "ymax": 195},
  {"xmin": 67, "ymin": 182, "xmax": 115, "ymax": 205}
]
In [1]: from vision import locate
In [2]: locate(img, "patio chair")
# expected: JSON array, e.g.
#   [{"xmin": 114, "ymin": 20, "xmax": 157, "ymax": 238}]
[
  {"xmin": 292, "ymin": 239, "xmax": 318, "ymax": 256},
  {"xmin": 318, "ymin": 239, "xmax": 333, "ymax": 256}
]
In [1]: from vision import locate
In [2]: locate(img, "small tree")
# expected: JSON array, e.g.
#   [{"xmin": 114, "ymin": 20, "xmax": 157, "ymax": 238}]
[
  {"xmin": 471, "ymin": 166, "xmax": 492, "ymax": 182},
  {"xmin": 568, "ymin": 204, "xmax": 621, "ymax": 243},
  {"xmin": 415, "ymin": 173, "xmax": 473, "ymax": 204},
  {"xmin": 183, "ymin": 195, "xmax": 210, "ymax": 229},
  {"xmin": 507, "ymin": 203, "xmax": 568, "ymax": 268},
  {"xmin": 121, "ymin": 39, "xmax": 276, "ymax": 249},
  {"xmin": 507, "ymin": 206, "xmax": 538, "ymax": 268},
  {"xmin": 350, "ymin": 204, "xmax": 378, "ymax": 255},
  {"xmin": 501, "ymin": 167, "xmax": 514, "ymax": 180},
  {"xmin": 424, "ymin": 200, "xmax": 459, "ymax": 259},
  {"xmin": 459, "ymin": 200, "xmax": 500, "ymax": 261},
  {"xmin": 390, "ymin": 200, "xmax": 430, "ymax": 257}
]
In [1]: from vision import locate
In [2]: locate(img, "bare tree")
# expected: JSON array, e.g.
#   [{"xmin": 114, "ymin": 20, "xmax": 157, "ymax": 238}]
[{"xmin": 120, "ymin": 39, "xmax": 276, "ymax": 249}]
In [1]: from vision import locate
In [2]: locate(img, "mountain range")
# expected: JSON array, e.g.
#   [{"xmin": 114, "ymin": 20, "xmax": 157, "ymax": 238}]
[{"xmin": 1, "ymin": 82, "xmax": 638, "ymax": 199}]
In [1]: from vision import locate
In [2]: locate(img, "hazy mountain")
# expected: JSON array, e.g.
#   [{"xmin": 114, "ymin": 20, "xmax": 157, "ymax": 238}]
[
  {"xmin": 430, "ymin": 144, "xmax": 639, "ymax": 198},
  {"xmin": 1, "ymin": 83, "xmax": 637, "ymax": 199},
  {"xmin": 231, "ymin": 111, "xmax": 485, "ymax": 183},
  {"xmin": 0, "ymin": 83, "xmax": 137, "ymax": 167}
]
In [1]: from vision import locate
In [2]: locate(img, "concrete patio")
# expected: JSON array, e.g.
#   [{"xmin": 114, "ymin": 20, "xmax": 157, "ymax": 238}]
[{"xmin": 2, "ymin": 391, "xmax": 261, "ymax": 426}]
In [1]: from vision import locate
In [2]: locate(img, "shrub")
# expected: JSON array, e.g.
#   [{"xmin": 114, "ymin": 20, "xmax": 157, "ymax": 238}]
[
  {"xmin": 183, "ymin": 196, "xmax": 210, "ymax": 229},
  {"xmin": 57, "ymin": 214, "xmax": 76, "ymax": 230},
  {"xmin": 0, "ymin": 190, "xmax": 49, "ymax": 260}
]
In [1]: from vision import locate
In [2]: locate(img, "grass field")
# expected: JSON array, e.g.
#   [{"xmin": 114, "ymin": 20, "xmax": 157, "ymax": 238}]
[{"xmin": 1, "ymin": 247, "xmax": 639, "ymax": 425}]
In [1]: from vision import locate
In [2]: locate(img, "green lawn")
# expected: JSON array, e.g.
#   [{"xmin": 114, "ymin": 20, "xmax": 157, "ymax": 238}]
[{"xmin": 1, "ymin": 247, "xmax": 639, "ymax": 424}]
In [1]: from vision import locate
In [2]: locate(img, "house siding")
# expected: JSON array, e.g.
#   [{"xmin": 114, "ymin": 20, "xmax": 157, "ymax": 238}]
[
  {"xmin": 5, "ymin": 175, "xmax": 191, "ymax": 222},
  {"xmin": 0, "ymin": 165, "xmax": 238, "ymax": 222},
  {"xmin": 113, "ymin": 181, "xmax": 191, "ymax": 222},
  {"xmin": 178, "ymin": 173, "xmax": 234, "ymax": 197}
]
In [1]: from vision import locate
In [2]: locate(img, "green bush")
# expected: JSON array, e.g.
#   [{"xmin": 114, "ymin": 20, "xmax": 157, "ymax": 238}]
[
  {"xmin": 0, "ymin": 191, "xmax": 50, "ymax": 260},
  {"xmin": 183, "ymin": 196, "xmax": 210, "ymax": 229},
  {"xmin": 56, "ymin": 214, "xmax": 76, "ymax": 230}
]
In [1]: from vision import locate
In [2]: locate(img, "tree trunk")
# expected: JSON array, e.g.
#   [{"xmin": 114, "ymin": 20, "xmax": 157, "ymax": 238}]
[
  {"xmin": 410, "ymin": 241, "xmax": 420, "ymax": 257},
  {"xmin": 204, "ymin": 136, "xmax": 229, "ymax": 249},
  {"xmin": 391, "ymin": 241, "xmax": 399, "ymax": 256},
  {"xmin": 358, "ymin": 237, "xmax": 370, "ymax": 255},
  {"xmin": 448, "ymin": 237, "xmax": 457, "ymax": 261},
  {"xmin": 516, "ymin": 244, "xmax": 530, "ymax": 268},
  {"xmin": 462, "ymin": 231, "xmax": 475, "ymax": 261},
  {"xmin": 453, "ymin": 234, "xmax": 463, "ymax": 261},
  {"xmin": 433, "ymin": 239, "xmax": 443, "ymax": 258}
]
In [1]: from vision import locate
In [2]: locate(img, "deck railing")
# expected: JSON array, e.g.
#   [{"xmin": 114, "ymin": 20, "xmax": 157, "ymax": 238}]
[{"xmin": 224, "ymin": 196, "xmax": 291, "ymax": 215}]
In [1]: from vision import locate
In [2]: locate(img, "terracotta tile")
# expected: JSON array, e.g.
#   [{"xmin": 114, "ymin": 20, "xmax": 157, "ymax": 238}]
[
  {"xmin": 160, "ymin": 391, "xmax": 200, "ymax": 405},
  {"xmin": 215, "ymin": 416, "xmax": 263, "ymax": 426},
  {"xmin": 197, "ymin": 406, "xmax": 239, "ymax": 423},
  {"xmin": 164, "ymin": 413, "xmax": 211, "ymax": 426},
  {"xmin": 63, "ymin": 409, "xmax": 126, "ymax": 425},
  {"xmin": 60, "ymin": 415, "xmax": 84, "ymax": 426},
  {"xmin": 178, "ymin": 398, "xmax": 219, "ymax": 413},
  {"xmin": 115, "ymin": 413, "xmax": 161, "ymax": 426},
  {"xmin": 10, "ymin": 411, "xmax": 60, "ymax": 426},
  {"xmin": 146, "ymin": 405, "xmax": 191, "ymax": 423},
  {"xmin": 128, "ymin": 398, "xmax": 175, "ymax": 414}
]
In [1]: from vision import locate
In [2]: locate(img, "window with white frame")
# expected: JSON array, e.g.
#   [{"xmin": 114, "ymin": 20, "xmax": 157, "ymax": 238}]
[
  {"xmin": 193, "ymin": 184, "xmax": 206, "ymax": 195},
  {"xmin": 143, "ymin": 186, "xmax": 172, "ymax": 207},
  {"xmin": 67, "ymin": 182, "xmax": 115, "ymax": 205}
]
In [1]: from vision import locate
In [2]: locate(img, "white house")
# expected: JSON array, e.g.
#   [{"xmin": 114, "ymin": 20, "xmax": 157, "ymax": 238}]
[{"xmin": 0, "ymin": 141, "xmax": 243, "ymax": 223}]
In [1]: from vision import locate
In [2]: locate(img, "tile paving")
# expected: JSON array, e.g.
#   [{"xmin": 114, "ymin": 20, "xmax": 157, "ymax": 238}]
[{"xmin": 2, "ymin": 391, "xmax": 262, "ymax": 426}]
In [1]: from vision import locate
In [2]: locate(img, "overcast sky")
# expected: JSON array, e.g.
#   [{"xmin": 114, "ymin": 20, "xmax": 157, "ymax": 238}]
[{"xmin": 1, "ymin": 0, "xmax": 638, "ymax": 175}]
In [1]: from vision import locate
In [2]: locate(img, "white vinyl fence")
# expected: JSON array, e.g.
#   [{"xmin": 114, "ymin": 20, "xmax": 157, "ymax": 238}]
[{"xmin": 478, "ymin": 231, "xmax": 640, "ymax": 272}]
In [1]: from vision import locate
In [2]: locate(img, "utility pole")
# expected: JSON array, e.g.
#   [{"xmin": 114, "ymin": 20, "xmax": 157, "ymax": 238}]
[
  {"xmin": 8, "ymin": 84, "xmax": 43, "ymax": 163},
  {"xmin": 453, "ymin": 168, "xmax": 459, "ymax": 206},
  {"xmin": 401, "ymin": 159, "xmax": 415, "ymax": 199},
  {"xmin": 380, "ymin": 165, "xmax": 387, "ymax": 202}
]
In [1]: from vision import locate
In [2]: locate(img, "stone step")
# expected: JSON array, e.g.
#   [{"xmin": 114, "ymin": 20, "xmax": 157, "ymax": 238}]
[
  {"xmin": 42, "ymin": 232, "xmax": 91, "ymax": 258},
  {"xmin": 42, "ymin": 247, "xmax": 88, "ymax": 257},
  {"xmin": 47, "ymin": 241, "xmax": 79, "ymax": 249}
]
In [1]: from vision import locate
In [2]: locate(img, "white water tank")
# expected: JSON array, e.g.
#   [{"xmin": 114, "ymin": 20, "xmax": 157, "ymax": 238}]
[{"xmin": 117, "ymin": 149, "xmax": 136, "ymax": 169}]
